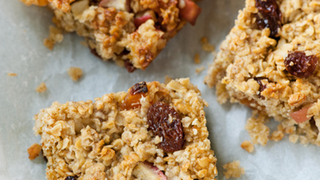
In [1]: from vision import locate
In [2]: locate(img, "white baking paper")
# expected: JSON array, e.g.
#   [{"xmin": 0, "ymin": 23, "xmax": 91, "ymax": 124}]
[{"xmin": 1, "ymin": 0, "xmax": 320, "ymax": 179}]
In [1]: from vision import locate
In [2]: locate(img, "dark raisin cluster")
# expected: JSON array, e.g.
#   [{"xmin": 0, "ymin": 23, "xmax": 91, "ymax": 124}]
[
  {"xmin": 255, "ymin": 0, "xmax": 282, "ymax": 38},
  {"xmin": 284, "ymin": 51, "xmax": 318, "ymax": 78},
  {"xmin": 147, "ymin": 102, "xmax": 184, "ymax": 152}
]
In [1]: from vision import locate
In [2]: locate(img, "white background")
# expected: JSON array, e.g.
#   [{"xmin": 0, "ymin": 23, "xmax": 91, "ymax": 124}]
[{"xmin": 1, "ymin": 0, "xmax": 320, "ymax": 179}]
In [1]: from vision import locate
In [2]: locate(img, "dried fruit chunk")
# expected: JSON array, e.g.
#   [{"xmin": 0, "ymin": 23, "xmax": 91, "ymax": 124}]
[
  {"xmin": 290, "ymin": 105, "xmax": 312, "ymax": 124},
  {"xmin": 121, "ymin": 81, "xmax": 148, "ymax": 110},
  {"xmin": 132, "ymin": 162, "xmax": 167, "ymax": 180},
  {"xmin": 255, "ymin": 0, "xmax": 282, "ymax": 38},
  {"xmin": 254, "ymin": 77, "xmax": 267, "ymax": 99},
  {"xmin": 179, "ymin": 0, "xmax": 202, "ymax": 26},
  {"xmin": 284, "ymin": 51, "xmax": 318, "ymax": 78},
  {"xmin": 147, "ymin": 102, "xmax": 184, "ymax": 152},
  {"xmin": 99, "ymin": 0, "xmax": 130, "ymax": 11},
  {"xmin": 65, "ymin": 176, "xmax": 77, "ymax": 180},
  {"xmin": 124, "ymin": 60, "xmax": 137, "ymax": 73}
]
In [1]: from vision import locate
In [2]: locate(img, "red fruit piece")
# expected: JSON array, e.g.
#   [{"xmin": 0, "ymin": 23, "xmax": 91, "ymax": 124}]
[
  {"xmin": 290, "ymin": 105, "xmax": 312, "ymax": 124},
  {"xmin": 134, "ymin": 15, "xmax": 153, "ymax": 28},
  {"xmin": 121, "ymin": 81, "xmax": 148, "ymax": 110},
  {"xmin": 147, "ymin": 102, "xmax": 184, "ymax": 152},
  {"xmin": 179, "ymin": 0, "xmax": 202, "ymax": 26},
  {"xmin": 132, "ymin": 162, "xmax": 167, "ymax": 180}
]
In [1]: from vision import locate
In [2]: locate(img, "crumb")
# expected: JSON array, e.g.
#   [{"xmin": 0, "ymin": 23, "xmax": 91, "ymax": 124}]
[
  {"xmin": 195, "ymin": 66, "xmax": 205, "ymax": 74},
  {"xmin": 245, "ymin": 111, "xmax": 270, "ymax": 146},
  {"xmin": 20, "ymin": 0, "xmax": 48, "ymax": 6},
  {"xmin": 43, "ymin": 26, "xmax": 63, "ymax": 50},
  {"xmin": 68, "ymin": 67, "xmax": 83, "ymax": 81},
  {"xmin": 7, "ymin": 73, "xmax": 17, "ymax": 76},
  {"xmin": 80, "ymin": 41, "xmax": 88, "ymax": 47},
  {"xmin": 194, "ymin": 53, "xmax": 201, "ymax": 64},
  {"xmin": 241, "ymin": 141, "xmax": 254, "ymax": 153},
  {"xmin": 164, "ymin": 75, "xmax": 173, "ymax": 84},
  {"xmin": 200, "ymin": 37, "xmax": 215, "ymax": 52},
  {"xmin": 202, "ymin": 44, "xmax": 215, "ymax": 52},
  {"xmin": 28, "ymin": 143, "xmax": 42, "ymax": 160},
  {"xmin": 223, "ymin": 161, "xmax": 245, "ymax": 179},
  {"xmin": 270, "ymin": 130, "xmax": 285, "ymax": 142},
  {"xmin": 200, "ymin": 37, "xmax": 208, "ymax": 44},
  {"xmin": 36, "ymin": 82, "xmax": 47, "ymax": 93}
]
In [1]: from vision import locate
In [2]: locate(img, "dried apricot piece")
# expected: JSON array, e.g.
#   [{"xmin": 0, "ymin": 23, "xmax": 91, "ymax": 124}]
[
  {"xmin": 147, "ymin": 102, "xmax": 184, "ymax": 152},
  {"xmin": 121, "ymin": 81, "xmax": 148, "ymax": 110}
]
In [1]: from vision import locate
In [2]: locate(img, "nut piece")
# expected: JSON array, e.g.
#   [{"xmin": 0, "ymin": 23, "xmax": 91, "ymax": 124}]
[
  {"xmin": 99, "ymin": 0, "xmax": 129, "ymax": 11},
  {"xmin": 36, "ymin": 82, "xmax": 47, "ymax": 93},
  {"xmin": 147, "ymin": 102, "xmax": 184, "ymax": 152},
  {"xmin": 132, "ymin": 162, "xmax": 167, "ymax": 180},
  {"xmin": 28, "ymin": 143, "xmax": 42, "ymax": 160},
  {"xmin": 68, "ymin": 67, "xmax": 83, "ymax": 81},
  {"xmin": 223, "ymin": 160, "xmax": 245, "ymax": 179},
  {"xmin": 240, "ymin": 141, "xmax": 254, "ymax": 153}
]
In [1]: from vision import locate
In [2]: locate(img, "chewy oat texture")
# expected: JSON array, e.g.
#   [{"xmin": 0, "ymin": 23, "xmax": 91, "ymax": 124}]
[
  {"xmin": 21, "ymin": 0, "xmax": 201, "ymax": 72},
  {"xmin": 205, "ymin": 0, "xmax": 320, "ymax": 146},
  {"xmin": 33, "ymin": 78, "xmax": 217, "ymax": 180}
]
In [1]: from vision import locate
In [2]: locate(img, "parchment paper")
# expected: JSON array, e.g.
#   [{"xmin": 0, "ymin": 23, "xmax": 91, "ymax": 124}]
[{"xmin": 1, "ymin": 0, "xmax": 320, "ymax": 179}]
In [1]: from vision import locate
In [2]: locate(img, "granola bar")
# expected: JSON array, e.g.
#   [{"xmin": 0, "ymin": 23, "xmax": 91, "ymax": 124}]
[
  {"xmin": 205, "ymin": 0, "xmax": 320, "ymax": 146},
  {"xmin": 21, "ymin": 0, "xmax": 202, "ymax": 72},
  {"xmin": 33, "ymin": 78, "xmax": 217, "ymax": 179}
]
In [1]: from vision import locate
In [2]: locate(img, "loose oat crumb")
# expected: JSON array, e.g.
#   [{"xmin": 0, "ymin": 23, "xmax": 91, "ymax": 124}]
[
  {"xmin": 194, "ymin": 53, "xmax": 201, "ymax": 64},
  {"xmin": 20, "ymin": 0, "xmax": 48, "ymax": 6},
  {"xmin": 200, "ymin": 37, "xmax": 215, "ymax": 52},
  {"xmin": 223, "ymin": 161, "xmax": 245, "ymax": 179},
  {"xmin": 241, "ymin": 141, "xmax": 254, "ymax": 153},
  {"xmin": 270, "ymin": 130, "xmax": 285, "ymax": 142},
  {"xmin": 36, "ymin": 82, "xmax": 47, "ymax": 93},
  {"xmin": 28, "ymin": 143, "xmax": 42, "ymax": 160},
  {"xmin": 200, "ymin": 37, "xmax": 208, "ymax": 44},
  {"xmin": 245, "ymin": 111, "xmax": 270, "ymax": 146},
  {"xmin": 43, "ymin": 26, "xmax": 63, "ymax": 50},
  {"xmin": 7, "ymin": 73, "xmax": 17, "ymax": 76},
  {"xmin": 68, "ymin": 67, "xmax": 83, "ymax": 81},
  {"xmin": 195, "ymin": 66, "xmax": 205, "ymax": 74}
]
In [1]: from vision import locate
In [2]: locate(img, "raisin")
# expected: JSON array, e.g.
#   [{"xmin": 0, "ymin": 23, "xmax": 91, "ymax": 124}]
[
  {"xmin": 310, "ymin": 118, "xmax": 319, "ymax": 135},
  {"xmin": 90, "ymin": 48, "xmax": 102, "ymax": 60},
  {"xmin": 121, "ymin": 82, "xmax": 148, "ymax": 110},
  {"xmin": 147, "ymin": 102, "xmax": 184, "ymax": 152},
  {"xmin": 284, "ymin": 51, "xmax": 318, "ymax": 78},
  {"xmin": 254, "ymin": 77, "xmax": 267, "ymax": 99},
  {"xmin": 255, "ymin": 0, "xmax": 282, "ymax": 38},
  {"xmin": 124, "ymin": 60, "xmax": 136, "ymax": 73},
  {"xmin": 65, "ymin": 176, "xmax": 77, "ymax": 180}
]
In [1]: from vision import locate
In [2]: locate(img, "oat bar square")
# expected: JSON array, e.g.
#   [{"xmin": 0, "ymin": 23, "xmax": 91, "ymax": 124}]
[
  {"xmin": 205, "ymin": 0, "xmax": 320, "ymax": 146},
  {"xmin": 21, "ymin": 0, "xmax": 202, "ymax": 72},
  {"xmin": 33, "ymin": 79, "xmax": 217, "ymax": 179}
]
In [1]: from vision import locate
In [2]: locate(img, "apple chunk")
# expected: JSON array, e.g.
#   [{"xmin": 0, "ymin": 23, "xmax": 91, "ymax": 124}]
[
  {"xmin": 71, "ymin": 0, "xmax": 89, "ymax": 16},
  {"xmin": 132, "ymin": 162, "xmax": 167, "ymax": 180},
  {"xmin": 290, "ymin": 105, "xmax": 312, "ymax": 124},
  {"xmin": 179, "ymin": 0, "xmax": 201, "ymax": 26},
  {"xmin": 99, "ymin": 0, "xmax": 130, "ymax": 11}
]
